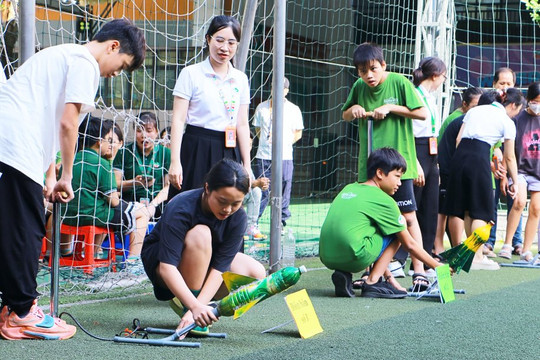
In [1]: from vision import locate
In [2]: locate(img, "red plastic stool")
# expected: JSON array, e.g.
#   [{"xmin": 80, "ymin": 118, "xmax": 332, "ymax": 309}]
[{"xmin": 53, "ymin": 224, "xmax": 116, "ymax": 274}]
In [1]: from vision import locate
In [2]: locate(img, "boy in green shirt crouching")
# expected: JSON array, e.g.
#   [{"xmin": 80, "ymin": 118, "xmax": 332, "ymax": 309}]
[{"xmin": 319, "ymin": 148, "xmax": 444, "ymax": 298}]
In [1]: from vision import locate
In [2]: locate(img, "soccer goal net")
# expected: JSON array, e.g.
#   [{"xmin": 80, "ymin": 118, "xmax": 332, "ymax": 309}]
[{"xmin": 1, "ymin": 0, "xmax": 538, "ymax": 297}]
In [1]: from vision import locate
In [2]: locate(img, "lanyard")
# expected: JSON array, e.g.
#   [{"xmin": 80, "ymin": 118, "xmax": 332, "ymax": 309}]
[
  {"xmin": 416, "ymin": 86, "xmax": 437, "ymax": 136},
  {"xmin": 213, "ymin": 75, "xmax": 239, "ymax": 125}
]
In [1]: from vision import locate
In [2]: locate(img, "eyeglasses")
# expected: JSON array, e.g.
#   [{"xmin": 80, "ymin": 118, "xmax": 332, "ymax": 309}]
[
  {"xmin": 442, "ymin": 74, "xmax": 448, "ymax": 81},
  {"xmin": 210, "ymin": 35, "xmax": 238, "ymax": 48},
  {"xmin": 103, "ymin": 138, "xmax": 120, "ymax": 145}
]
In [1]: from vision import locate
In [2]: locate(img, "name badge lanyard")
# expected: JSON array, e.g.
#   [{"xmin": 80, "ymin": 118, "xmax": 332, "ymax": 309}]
[
  {"xmin": 416, "ymin": 86, "xmax": 438, "ymax": 155},
  {"xmin": 214, "ymin": 75, "xmax": 239, "ymax": 148}
]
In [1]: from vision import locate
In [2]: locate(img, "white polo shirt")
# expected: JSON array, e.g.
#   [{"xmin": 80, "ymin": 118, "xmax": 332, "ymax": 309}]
[
  {"xmin": 253, "ymin": 98, "xmax": 304, "ymax": 161},
  {"xmin": 412, "ymin": 84, "xmax": 441, "ymax": 138},
  {"xmin": 462, "ymin": 102, "xmax": 516, "ymax": 146},
  {"xmin": 0, "ymin": 44, "xmax": 99, "ymax": 185},
  {"xmin": 172, "ymin": 58, "xmax": 250, "ymax": 131}
]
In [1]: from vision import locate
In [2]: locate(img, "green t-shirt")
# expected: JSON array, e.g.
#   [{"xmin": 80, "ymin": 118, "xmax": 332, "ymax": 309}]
[
  {"xmin": 438, "ymin": 109, "xmax": 463, "ymax": 142},
  {"xmin": 342, "ymin": 72, "xmax": 424, "ymax": 182},
  {"xmin": 113, "ymin": 143, "xmax": 171, "ymax": 202},
  {"xmin": 319, "ymin": 183, "xmax": 406, "ymax": 273},
  {"xmin": 62, "ymin": 149, "xmax": 117, "ymax": 227}
]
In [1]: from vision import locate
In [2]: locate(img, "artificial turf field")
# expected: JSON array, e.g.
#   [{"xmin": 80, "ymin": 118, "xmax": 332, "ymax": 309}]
[{"xmin": 4, "ymin": 255, "xmax": 540, "ymax": 360}]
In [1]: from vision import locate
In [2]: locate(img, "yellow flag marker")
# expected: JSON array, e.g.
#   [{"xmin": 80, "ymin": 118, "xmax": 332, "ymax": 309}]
[{"xmin": 284, "ymin": 289, "xmax": 323, "ymax": 339}]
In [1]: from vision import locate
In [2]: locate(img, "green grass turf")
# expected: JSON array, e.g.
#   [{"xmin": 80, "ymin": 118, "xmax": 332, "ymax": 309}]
[{"xmin": 3, "ymin": 256, "xmax": 540, "ymax": 359}]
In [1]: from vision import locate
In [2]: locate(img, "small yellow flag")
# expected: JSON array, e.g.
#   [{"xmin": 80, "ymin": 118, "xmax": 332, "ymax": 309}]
[{"xmin": 284, "ymin": 289, "xmax": 323, "ymax": 339}]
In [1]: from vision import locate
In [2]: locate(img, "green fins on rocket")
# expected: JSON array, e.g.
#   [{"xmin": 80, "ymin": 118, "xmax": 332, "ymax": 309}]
[
  {"xmin": 440, "ymin": 221, "xmax": 494, "ymax": 273},
  {"xmin": 218, "ymin": 266, "xmax": 307, "ymax": 319}
]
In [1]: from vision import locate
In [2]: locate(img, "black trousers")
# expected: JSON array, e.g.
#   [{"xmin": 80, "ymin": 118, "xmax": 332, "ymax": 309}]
[
  {"xmin": 0, "ymin": 162, "xmax": 44, "ymax": 315},
  {"xmin": 413, "ymin": 138, "xmax": 440, "ymax": 255}
]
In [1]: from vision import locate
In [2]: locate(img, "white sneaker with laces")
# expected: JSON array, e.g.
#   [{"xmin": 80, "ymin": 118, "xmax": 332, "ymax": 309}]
[
  {"xmin": 388, "ymin": 260, "xmax": 405, "ymax": 278},
  {"xmin": 470, "ymin": 256, "xmax": 500, "ymax": 270}
]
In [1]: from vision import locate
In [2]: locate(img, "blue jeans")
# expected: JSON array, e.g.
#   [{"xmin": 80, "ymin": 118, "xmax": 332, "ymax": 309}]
[
  {"xmin": 487, "ymin": 179, "xmax": 523, "ymax": 248},
  {"xmin": 253, "ymin": 158, "xmax": 293, "ymax": 221}
]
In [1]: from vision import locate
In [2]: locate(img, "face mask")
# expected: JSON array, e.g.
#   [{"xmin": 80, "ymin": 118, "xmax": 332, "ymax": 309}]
[{"xmin": 529, "ymin": 103, "xmax": 540, "ymax": 115}]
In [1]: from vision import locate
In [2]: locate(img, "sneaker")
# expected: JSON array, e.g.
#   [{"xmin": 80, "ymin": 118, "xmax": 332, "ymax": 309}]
[
  {"xmin": 126, "ymin": 257, "xmax": 146, "ymax": 276},
  {"xmin": 331, "ymin": 270, "xmax": 355, "ymax": 297},
  {"xmin": 168, "ymin": 298, "xmax": 211, "ymax": 336},
  {"xmin": 470, "ymin": 256, "xmax": 500, "ymax": 270},
  {"xmin": 0, "ymin": 305, "xmax": 7, "ymax": 329},
  {"xmin": 512, "ymin": 244, "xmax": 523, "ymax": 256},
  {"xmin": 0, "ymin": 301, "xmax": 76, "ymax": 340},
  {"xmin": 169, "ymin": 297, "xmax": 187, "ymax": 318},
  {"xmin": 388, "ymin": 260, "xmax": 405, "ymax": 278},
  {"xmin": 361, "ymin": 279, "xmax": 407, "ymax": 299},
  {"xmin": 425, "ymin": 268, "xmax": 437, "ymax": 278},
  {"xmin": 245, "ymin": 224, "xmax": 267, "ymax": 240},
  {"xmin": 482, "ymin": 244, "xmax": 496, "ymax": 258}
]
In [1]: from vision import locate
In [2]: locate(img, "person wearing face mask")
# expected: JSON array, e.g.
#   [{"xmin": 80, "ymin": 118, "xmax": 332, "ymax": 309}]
[{"xmin": 500, "ymin": 82, "xmax": 540, "ymax": 264}]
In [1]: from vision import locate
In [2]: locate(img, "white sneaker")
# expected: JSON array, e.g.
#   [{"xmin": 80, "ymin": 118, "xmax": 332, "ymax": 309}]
[
  {"xmin": 388, "ymin": 260, "xmax": 405, "ymax": 278},
  {"xmin": 470, "ymin": 256, "xmax": 500, "ymax": 270},
  {"xmin": 425, "ymin": 268, "xmax": 437, "ymax": 278}
]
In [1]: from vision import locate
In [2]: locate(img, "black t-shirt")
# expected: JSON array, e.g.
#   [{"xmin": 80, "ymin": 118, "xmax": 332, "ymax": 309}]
[
  {"xmin": 141, "ymin": 188, "xmax": 246, "ymax": 273},
  {"xmin": 438, "ymin": 114, "xmax": 465, "ymax": 176},
  {"xmin": 515, "ymin": 109, "xmax": 540, "ymax": 178}
]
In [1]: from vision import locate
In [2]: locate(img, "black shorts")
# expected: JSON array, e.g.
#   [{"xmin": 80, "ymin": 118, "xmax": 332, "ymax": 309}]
[
  {"xmin": 392, "ymin": 179, "xmax": 417, "ymax": 212},
  {"xmin": 111, "ymin": 200, "xmax": 137, "ymax": 235},
  {"xmin": 444, "ymin": 139, "xmax": 493, "ymax": 221}
]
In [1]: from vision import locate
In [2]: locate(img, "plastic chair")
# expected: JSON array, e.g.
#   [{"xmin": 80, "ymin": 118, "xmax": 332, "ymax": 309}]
[{"xmin": 53, "ymin": 224, "xmax": 116, "ymax": 274}]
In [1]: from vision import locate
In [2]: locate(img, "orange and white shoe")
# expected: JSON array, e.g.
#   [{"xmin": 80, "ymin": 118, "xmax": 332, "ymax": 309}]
[
  {"xmin": 0, "ymin": 305, "xmax": 8, "ymax": 329},
  {"xmin": 246, "ymin": 224, "xmax": 267, "ymax": 240},
  {"xmin": 0, "ymin": 301, "xmax": 76, "ymax": 340}
]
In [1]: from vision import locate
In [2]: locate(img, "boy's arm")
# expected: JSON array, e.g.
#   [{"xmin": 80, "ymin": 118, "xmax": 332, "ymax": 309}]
[
  {"xmin": 52, "ymin": 103, "xmax": 81, "ymax": 203},
  {"xmin": 293, "ymin": 129, "xmax": 303, "ymax": 143},
  {"xmin": 396, "ymin": 229, "xmax": 441, "ymax": 270},
  {"xmin": 104, "ymin": 190, "xmax": 120, "ymax": 208},
  {"xmin": 372, "ymin": 104, "xmax": 429, "ymax": 121},
  {"xmin": 44, "ymin": 162, "xmax": 57, "ymax": 201},
  {"xmin": 342, "ymin": 104, "xmax": 367, "ymax": 122}
]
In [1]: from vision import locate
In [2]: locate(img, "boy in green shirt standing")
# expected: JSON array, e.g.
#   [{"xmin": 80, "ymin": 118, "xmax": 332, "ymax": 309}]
[
  {"xmin": 342, "ymin": 42, "xmax": 431, "ymax": 291},
  {"xmin": 319, "ymin": 148, "xmax": 444, "ymax": 298}
]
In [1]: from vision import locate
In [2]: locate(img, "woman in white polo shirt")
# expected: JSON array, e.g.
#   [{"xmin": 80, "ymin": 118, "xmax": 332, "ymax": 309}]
[
  {"xmin": 167, "ymin": 15, "xmax": 251, "ymax": 199},
  {"xmin": 444, "ymin": 88, "xmax": 525, "ymax": 270}
]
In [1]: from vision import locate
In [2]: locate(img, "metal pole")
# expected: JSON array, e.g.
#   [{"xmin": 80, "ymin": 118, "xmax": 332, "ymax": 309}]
[
  {"xmin": 235, "ymin": 0, "xmax": 258, "ymax": 73},
  {"xmin": 50, "ymin": 202, "xmax": 60, "ymax": 317},
  {"xmin": 19, "ymin": 0, "xmax": 36, "ymax": 64},
  {"xmin": 269, "ymin": 0, "xmax": 285, "ymax": 273}
]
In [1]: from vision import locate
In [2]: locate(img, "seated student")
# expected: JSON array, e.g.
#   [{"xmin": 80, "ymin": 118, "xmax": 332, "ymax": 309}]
[
  {"xmin": 61, "ymin": 117, "xmax": 151, "ymax": 271},
  {"xmin": 160, "ymin": 126, "xmax": 171, "ymax": 148},
  {"xmin": 141, "ymin": 159, "xmax": 266, "ymax": 335},
  {"xmin": 319, "ymin": 147, "xmax": 444, "ymax": 298},
  {"xmin": 113, "ymin": 112, "xmax": 170, "ymax": 219}
]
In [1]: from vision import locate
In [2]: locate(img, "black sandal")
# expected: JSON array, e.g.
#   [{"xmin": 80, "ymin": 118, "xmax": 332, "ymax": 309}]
[
  {"xmin": 409, "ymin": 273, "xmax": 430, "ymax": 293},
  {"xmin": 352, "ymin": 271, "xmax": 370, "ymax": 289}
]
